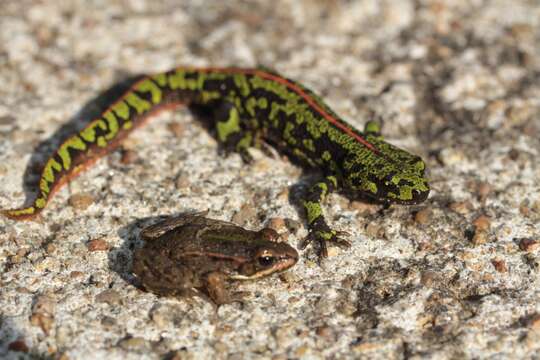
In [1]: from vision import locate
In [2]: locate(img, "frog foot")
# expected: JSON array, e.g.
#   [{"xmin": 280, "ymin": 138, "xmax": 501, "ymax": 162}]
[
  {"xmin": 209, "ymin": 291, "xmax": 249, "ymax": 310},
  {"xmin": 301, "ymin": 222, "xmax": 351, "ymax": 258},
  {"xmin": 205, "ymin": 272, "xmax": 250, "ymax": 306}
]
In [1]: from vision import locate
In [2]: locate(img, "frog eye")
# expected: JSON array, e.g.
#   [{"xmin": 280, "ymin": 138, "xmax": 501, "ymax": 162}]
[{"xmin": 258, "ymin": 255, "xmax": 275, "ymax": 267}]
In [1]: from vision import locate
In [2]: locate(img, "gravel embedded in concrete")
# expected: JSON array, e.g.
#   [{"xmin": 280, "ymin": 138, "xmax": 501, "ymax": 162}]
[{"xmin": 1, "ymin": 1, "xmax": 539, "ymax": 359}]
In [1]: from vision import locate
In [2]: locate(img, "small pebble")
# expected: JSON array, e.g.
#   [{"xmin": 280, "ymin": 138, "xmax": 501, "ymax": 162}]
[
  {"xmin": 414, "ymin": 208, "xmax": 432, "ymax": 225},
  {"xmin": 448, "ymin": 201, "xmax": 472, "ymax": 215},
  {"xmin": 519, "ymin": 238, "xmax": 539, "ymax": 252},
  {"xmin": 190, "ymin": 184, "xmax": 205, "ymax": 194},
  {"xmin": 10, "ymin": 254, "xmax": 24, "ymax": 264},
  {"xmin": 95, "ymin": 289, "xmax": 122, "ymax": 305},
  {"xmin": 35, "ymin": 26, "xmax": 56, "ymax": 47},
  {"xmin": 175, "ymin": 174, "xmax": 191, "ymax": 189},
  {"xmin": 520, "ymin": 203, "xmax": 531, "ymax": 217},
  {"xmin": 287, "ymin": 296, "xmax": 301, "ymax": 304},
  {"xmin": 416, "ymin": 241, "xmax": 433, "ymax": 252},
  {"xmin": 336, "ymin": 301, "xmax": 357, "ymax": 317},
  {"xmin": 45, "ymin": 243, "xmax": 56, "ymax": 254},
  {"xmin": 267, "ymin": 217, "xmax": 286, "ymax": 232},
  {"xmin": 16, "ymin": 248, "xmax": 29, "ymax": 257},
  {"xmin": 279, "ymin": 270, "xmax": 298, "ymax": 285},
  {"xmin": 491, "ymin": 259, "xmax": 507, "ymax": 273},
  {"xmin": 259, "ymin": 227, "xmax": 282, "ymax": 242},
  {"xmin": 472, "ymin": 215, "xmax": 491, "ymax": 231},
  {"xmin": 507, "ymin": 148, "xmax": 520, "ymax": 161},
  {"xmin": 315, "ymin": 325, "xmax": 334, "ymax": 339},
  {"xmin": 87, "ymin": 238, "xmax": 110, "ymax": 252},
  {"xmin": 284, "ymin": 218, "xmax": 302, "ymax": 234},
  {"xmin": 326, "ymin": 246, "xmax": 340, "ymax": 257},
  {"xmin": 8, "ymin": 339, "xmax": 29, "ymax": 353},
  {"xmin": 49, "ymin": 223, "xmax": 62, "ymax": 232},
  {"xmin": 101, "ymin": 316, "xmax": 117, "ymax": 328},
  {"xmin": 471, "ymin": 230, "xmax": 488, "ymax": 245},
  {"xmin": 528, "ymin": 314, "xmax": 540, "ymax": 330},
  {"xmin": 167, "ymin": 121, "xmax": 185, "ymax": 137},
  {"xmin": 533, "ymin": 200, "xmax": 540, "ymax": 214},
  {"xmin": 277, "ymin": 188, "xmax": 289, "ymax": 202},
  {"xmin": 118, "ymin": 336, "xmax": 148, "ymax": 352},
  {"xmin": 16, "ymin": 287, "xmax": 33, "ymax": 294},
  {"xmin": 365, "ymin": 223, "xmax": 384, "ymax": 238},
  {"xmin": 510, "ymin": 23, "xmax": 534, "ymax": 39},
  {"xmin": 120, "ymin": 149, "xmax": 138, "ymax": 165},
  {"xmin": 294, "ymin": 345, "xmax": 310, "ymax": 357},
  {"xmin": 70, "ymin": 271, "xmax": 85, "ymax": 279},
  {"xmin": 68, "ymin": 193, "xmax": 95, "ymax": 211},
  {"xmin": 56, "ymin": 353, "xmax": 70, "ymax": 360},
  {"xmin": 421, "ymin": 271, "xmax": 438, "ymax": 287},
  {"xmin": 232, "ymin": 203, "xmax": 257, "ymax": 225},
  {"xmin": 150, "ymin": 306, "xmax": 171, "ymax": 329},
  {"xmin": 349, "ymin": 201, "xmax": 380, "ymax": 215},
  {"xmin": 476, "ymin": 182, "xmax": 492, "ymax": 200},
  {"xmin": 0, "ymin": 115, "xmax": 15, "ymax": 125},
  {"xmin": 340, "ymin": 274, "xmax": 355, "ymax": 290},
  {"xmin": 30, "ymin": 295, "xmax": 55, "ymax": 335}
]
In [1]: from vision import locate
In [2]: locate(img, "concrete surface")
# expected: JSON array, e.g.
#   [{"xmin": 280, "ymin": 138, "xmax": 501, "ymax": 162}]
[{"xmin": 0, "ymin": 0, "xmax": 539, "ymax": 359}]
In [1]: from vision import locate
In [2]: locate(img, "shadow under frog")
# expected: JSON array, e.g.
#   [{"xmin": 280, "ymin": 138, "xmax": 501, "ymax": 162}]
[{"xmin": 109, "ymin": 212, "xmax": 298, "ymax": 306}]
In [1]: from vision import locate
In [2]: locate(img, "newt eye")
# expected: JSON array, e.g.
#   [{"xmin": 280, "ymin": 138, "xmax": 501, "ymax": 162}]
[{"xmin": 258, "ymin": 255, "xmax": 275, "ymax": 267}]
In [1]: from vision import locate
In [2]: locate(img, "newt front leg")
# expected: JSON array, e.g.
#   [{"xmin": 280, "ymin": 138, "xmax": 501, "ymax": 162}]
[{"xmin": 301, "ymin": 175, "xmax": 351, "ymax": 257}]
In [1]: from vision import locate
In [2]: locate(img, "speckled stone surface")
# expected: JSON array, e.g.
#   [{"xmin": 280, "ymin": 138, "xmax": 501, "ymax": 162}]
[{"xmin": 1, "ymin": 1, "xmax": 539, "ymax": 359}]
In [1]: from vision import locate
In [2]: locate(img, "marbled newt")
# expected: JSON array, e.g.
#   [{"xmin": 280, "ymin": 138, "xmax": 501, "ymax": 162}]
[{"xmin": 3, "ymin": 67, "xmax": 430, "ymax": 257}]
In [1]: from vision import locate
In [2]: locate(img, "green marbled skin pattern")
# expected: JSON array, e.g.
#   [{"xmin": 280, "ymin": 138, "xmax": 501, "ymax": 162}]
[{"xmin": 3, "ymin": 67, "xmax": 429, "ymax": 257}]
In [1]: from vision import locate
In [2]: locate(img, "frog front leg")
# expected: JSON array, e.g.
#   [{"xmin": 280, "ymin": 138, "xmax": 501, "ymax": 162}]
[
  {"xmin": 204, "ymin": 271, "xmax": 246, "ymax": 306},
  {"xmin": 214, "ymin": 101, "xmax": 258, "ymax": 164},
  {"xmin": 301, "ymin": 175, "xmax": 351, "ymax": 258}
]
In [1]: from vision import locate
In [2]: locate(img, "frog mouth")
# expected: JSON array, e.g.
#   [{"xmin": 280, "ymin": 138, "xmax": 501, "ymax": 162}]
[{"xmin": 231, "ymin": 257, "xmax": 298, "ymax": 280}]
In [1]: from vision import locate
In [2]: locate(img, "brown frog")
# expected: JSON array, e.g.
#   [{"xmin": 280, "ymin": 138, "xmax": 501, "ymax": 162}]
[{"xmin": 132, "ymin": 212, "xmax": 299, "ymax": 305}]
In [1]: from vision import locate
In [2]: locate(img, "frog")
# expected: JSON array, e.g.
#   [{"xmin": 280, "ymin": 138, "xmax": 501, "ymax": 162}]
[{"xmin": 131, "ymin": 212, "xmax": 299, "ymax": 305}]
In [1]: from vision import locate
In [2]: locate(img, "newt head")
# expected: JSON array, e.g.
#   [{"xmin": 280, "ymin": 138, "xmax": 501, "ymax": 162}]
[{"xmin": 343, "ymin": 134, "xmax": 430, "ymax": 205}]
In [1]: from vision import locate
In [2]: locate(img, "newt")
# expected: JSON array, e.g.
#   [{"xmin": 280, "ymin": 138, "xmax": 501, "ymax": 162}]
[
  {"xmin": 132, "ymin": 212, "xmax": 298, "ymax": 305},
  {"xmin": 2, "ymin": 67, "xmax": 430, "ymax": 257}
]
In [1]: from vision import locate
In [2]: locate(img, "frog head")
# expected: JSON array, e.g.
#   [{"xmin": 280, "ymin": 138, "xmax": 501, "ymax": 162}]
[{"xmin": 232, "ymin": 241, "xmax": 299, "ymax": 280}]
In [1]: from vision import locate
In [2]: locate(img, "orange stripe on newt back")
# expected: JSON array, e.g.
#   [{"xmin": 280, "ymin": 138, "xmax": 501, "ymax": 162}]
[
  {"xmin": 252, "ymin": 70, "xmax": 379, "ymax": 154},
  {"xmin": 188, "ymin": 66, "xmax": 379, "ymax": 154}
]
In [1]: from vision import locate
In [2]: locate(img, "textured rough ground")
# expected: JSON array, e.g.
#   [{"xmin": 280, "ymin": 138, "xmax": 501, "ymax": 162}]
[{"xmin": 1, "ymin": 1, "xmax": 539, "ymax": 359}]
